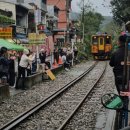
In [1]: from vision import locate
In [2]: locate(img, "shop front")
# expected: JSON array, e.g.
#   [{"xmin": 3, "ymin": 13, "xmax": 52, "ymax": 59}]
[
  {"xmin": 28, "ymin": 33, "xmax": 52, "ymax": 55},
  {"xmin": 10, "ymin": 25, "xmax": 28, "ymax": 44}
]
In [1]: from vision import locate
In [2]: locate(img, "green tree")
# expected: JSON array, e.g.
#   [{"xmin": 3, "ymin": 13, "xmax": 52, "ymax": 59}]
[
  {"xmin": 81, "ymin": 11, "xmax": 104, "ymax": 57},
  {"xmin": 76, "ymin": 0, "xmax": 104, "ymax": 59},
  {"xmin": 101, "ymin": 20, "xmax": 121, "ymax": 52},
  {"xmin": 110, "ymin": 0, "xmax": 130, "ymax": 25}
]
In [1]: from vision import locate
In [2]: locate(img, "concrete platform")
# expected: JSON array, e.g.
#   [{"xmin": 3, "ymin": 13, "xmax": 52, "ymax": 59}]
[
  {"xmin": 9, "ymin": 65, "xmax": 64, "ymax": 96},
  {"xmin": 16, "ymin": 65, "xmax": 63, "ymax": 89},
  {"xmin": 0, "ymin": 65, "xmax": 64, "ymax": 100}
]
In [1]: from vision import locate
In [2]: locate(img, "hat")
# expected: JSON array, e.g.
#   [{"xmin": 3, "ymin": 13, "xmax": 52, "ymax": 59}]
[
  {"xmin": 40, "ymin": 48, "xmax": 45, "ymax": 52},
  {"xmin": 23, "ymin": 49, "xmax": 29, "ymax": 55}
]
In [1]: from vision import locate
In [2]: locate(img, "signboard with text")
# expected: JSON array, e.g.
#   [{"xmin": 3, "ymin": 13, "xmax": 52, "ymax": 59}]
[
  {"xmin": 10, "ymin": 25, "xmax": 27, "ymax": 38},
  {"xmin": 16, "ymin": 27, "xmax": 26, "ymax": 34},
  {"xmin": 0, "ymin": 27, "xmax": 12, "ymax": 38},
  {"xmin": 28, "ymin": 33, "xmax": 46, "ymax": 44}
]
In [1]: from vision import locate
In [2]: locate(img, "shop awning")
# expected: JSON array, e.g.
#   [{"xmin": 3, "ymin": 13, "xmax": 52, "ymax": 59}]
[{"xmin": 0, "ymin": 39, "xmax": 25, "ymax": 51}]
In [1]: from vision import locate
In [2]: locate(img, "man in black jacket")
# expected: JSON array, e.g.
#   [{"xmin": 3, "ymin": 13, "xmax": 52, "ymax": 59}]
[
  {"xmin": 0, "ymin": 47, "xmax": 9, "ymax": 83},
  {"xmin": 109, "ymin": 35, "xmax": 127, "ymax": 93}
]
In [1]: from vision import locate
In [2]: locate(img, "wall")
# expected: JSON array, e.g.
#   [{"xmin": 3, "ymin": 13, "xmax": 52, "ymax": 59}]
[
  {"xmin": 0, "ymin": 2, "xmax": 16, "ymax": 23},
  {"xmin": 47, "ymin": 0, "xmax": 67, "ymax": 29},
  {"xmin": 16, "ymin": 5, "xmax": 28, "ymax": 28}
]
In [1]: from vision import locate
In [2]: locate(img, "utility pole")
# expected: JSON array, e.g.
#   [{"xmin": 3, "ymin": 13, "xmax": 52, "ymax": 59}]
[
  {"xmin": 66, "ymin": 0, "xmax": 70, "ymax": 44},
  {"xmin": 82, "ymin": 0, "xmax": 85, "ymax": 43}
]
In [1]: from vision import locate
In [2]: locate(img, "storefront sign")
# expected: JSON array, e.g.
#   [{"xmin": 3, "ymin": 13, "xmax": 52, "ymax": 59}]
[
  {"xmin": 16, "ymin": 27, "xmax": 26, "ymax": 34},
  {"xmin": 0, "ymin": 27, "xmax": 12, "ymax": 38},
  {"xmin": 10, "ymin": 25, "xmax": 27, "ymax": 38},
  {"xmin": 28, "ymin": 33, "xmax": 46, "ymax": 44}
]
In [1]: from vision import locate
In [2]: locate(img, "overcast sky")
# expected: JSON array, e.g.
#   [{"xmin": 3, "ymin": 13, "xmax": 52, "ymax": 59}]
[{"xmin": 71, "ymin": 0, "xmax": 112, "ymax": 16}]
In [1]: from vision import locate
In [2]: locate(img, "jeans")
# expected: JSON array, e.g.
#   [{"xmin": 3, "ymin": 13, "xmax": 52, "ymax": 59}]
[{"xmin": 16, "ymin": 66, "xmax": 26, "ymax": 89}]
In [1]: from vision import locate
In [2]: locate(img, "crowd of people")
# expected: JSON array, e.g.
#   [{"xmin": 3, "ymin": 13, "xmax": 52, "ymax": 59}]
[
  {"xmin": 54, "ymin": 46, "xmax": 78, "ymax": 71},
  {"xmin": 0, "ymin": 46, "xmax": 78, "ymax": 90},
  {"xmin": 0, "ymin": 47, "xmax": 36, "ymax": 90}
]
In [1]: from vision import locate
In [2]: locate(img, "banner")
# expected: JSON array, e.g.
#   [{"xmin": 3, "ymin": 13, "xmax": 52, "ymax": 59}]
[
  {"xmin": 28, "ymin": 33, "xmax": 46, "ymax": 44},
  {"xmin": 0, "ymin": 27, "xmax": 12, "ymax": 38}
]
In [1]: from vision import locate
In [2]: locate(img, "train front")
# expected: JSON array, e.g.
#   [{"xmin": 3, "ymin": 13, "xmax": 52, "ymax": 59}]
[{"xmin": 91, "ymin": 34, "xmax": 112, "ymax": 60}]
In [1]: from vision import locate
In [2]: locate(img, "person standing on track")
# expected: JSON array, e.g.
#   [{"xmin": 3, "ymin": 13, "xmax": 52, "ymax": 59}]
[
  {"xmin": 109, "ymin": 35, "xmax": 127, "ymax": 94},
  {"xmin": 15, "ymin": 49, "xmax": 35, "ymax": 90},
  {"xmin": 0, "ymin": 47, "xmax": 9, "ymax": 84}
]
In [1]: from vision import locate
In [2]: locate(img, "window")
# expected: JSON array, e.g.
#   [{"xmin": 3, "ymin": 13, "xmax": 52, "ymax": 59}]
[
  {"xmin": 100, "ymin": 38, "xmax": 103, "ymax": 45},
  {"xmin": 42, "ymin": 0, "xmax": 46, "ymax": 4},
  {"xmin": 105, "ymin": 36, "xmax": 111, "ymax": 44},
  {"xmin": 92, "ymin": 37, "xmax": 98, "ymax": 45}
]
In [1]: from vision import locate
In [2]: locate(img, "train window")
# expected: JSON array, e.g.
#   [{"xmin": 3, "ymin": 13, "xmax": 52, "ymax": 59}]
[
  {"xmin": 105, "ymin": 37, "xmax": 111, "ymax": 44},
  {"xmin": 92, "ymin": 37, "xmax": 98, "ymax": 44},
  {"xmin": 100, "ymin": 38, "xmax": 103, "ymax": 45}
]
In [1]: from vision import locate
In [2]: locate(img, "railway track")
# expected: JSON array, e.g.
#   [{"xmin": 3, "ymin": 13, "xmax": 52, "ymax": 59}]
[
  {"xmin": 58, "ymin": 62, "xmax": 107, "ymax": 130},
  {"xmin": 0, "ymin": 61, "xmax": 98, "ymax": 130}
]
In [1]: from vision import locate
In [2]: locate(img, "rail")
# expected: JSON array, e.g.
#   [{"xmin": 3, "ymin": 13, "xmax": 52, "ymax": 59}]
[
  {"xmin": 0, "ymin": 62, "xmax": 98, "ymax": 130},
  {"xmin": 58, "ymin": 62, "xmax": 107, "ymax": 130}
]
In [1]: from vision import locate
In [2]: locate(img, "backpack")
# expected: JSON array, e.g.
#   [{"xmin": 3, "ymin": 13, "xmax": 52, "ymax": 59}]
[{"xmin": 0, "ymin": 56, "xmax": 9, "ymax": 73}]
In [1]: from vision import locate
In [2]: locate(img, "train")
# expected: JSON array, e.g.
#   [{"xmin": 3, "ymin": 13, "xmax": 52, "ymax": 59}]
[{"xmin": 91, "ymin": 34, "xmax": 112, "ymax": 60}]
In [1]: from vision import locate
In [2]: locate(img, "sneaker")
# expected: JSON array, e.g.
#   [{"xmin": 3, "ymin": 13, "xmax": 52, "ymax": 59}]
[{"xmin": 65, "ymin": 68, "xmax": 69, "ymax": 71}]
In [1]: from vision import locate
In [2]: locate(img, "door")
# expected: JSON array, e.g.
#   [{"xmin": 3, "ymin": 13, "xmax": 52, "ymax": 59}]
[{"xmin": 98, "ymin": 37, "xmax": 104, "ymax": 51}]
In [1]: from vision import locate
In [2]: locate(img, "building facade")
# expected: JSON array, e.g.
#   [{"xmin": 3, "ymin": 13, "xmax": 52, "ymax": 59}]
[
  {"xmin": 47, "ymin": 0, "xmax": 72, "ymax": 45},
  {"xmin": 0, "ymin": 2, "xmax": 16, "ymax": 23},
  {"xmin": 0, "ymin": 1, "xmax": 29, "ymax": 42}
]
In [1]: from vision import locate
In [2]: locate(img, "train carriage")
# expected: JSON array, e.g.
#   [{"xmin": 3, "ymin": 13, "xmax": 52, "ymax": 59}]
[{"xmin": 91, "ymin": 34, "xmax": 112, "ymax": 60}]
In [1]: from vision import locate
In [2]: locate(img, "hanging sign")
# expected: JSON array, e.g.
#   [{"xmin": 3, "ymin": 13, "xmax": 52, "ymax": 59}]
[
  {"xmin": 28, "ymin": 33, "xmax": 46, "ymax": 44},
  {"xmin": 0, "ymin": 27, "xmax": 12, "ymax": 38}
]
